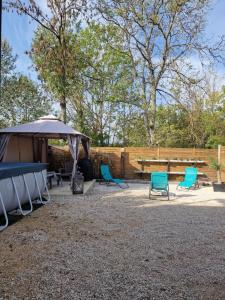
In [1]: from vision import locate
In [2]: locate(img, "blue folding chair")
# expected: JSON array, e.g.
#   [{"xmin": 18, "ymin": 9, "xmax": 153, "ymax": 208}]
[
  {"xmin": 177, "ymin": 167, "xmax": 198, "ymax": 190},
  {"xmin": 149, "ymin": 172, "xmax": 169, "ymax": 200},
  {"xmin": 100, "ymin": 164, "xmax": 129, "ymax": 189}
]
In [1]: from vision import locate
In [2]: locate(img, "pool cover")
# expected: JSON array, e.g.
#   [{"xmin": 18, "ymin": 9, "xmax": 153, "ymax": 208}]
[{"xmin": 0, "ymin": 163, "xmax": 47, "ymax": 180}]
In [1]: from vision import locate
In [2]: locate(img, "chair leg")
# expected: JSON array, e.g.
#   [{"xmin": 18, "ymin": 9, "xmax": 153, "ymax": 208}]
[
  {"xmin": 120, "ymin": 182, "xmax": 129, "ymax": 189},
  {"xmin": 195, "ymin": 181, "xmax": 200, "ymax": 189},
  {"xmin": 118, "ymin": 183, "xmax": 129, "ymax": 189},
  {"xmin": 118, "ymin": 184, "xmax": 124, "ymax": 189}
]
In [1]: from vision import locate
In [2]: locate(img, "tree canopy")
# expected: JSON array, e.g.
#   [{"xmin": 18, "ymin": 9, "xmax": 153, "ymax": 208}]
[
  {"xmin": 2, "ymin": 0, "xmax": 225, "ymax": 148},
  {"xmin": 0, "ymin": 39, "xmax": 52, "ymax": 127}
]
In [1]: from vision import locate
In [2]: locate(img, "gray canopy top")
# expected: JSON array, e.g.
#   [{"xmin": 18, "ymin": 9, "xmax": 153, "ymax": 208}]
[
  {"xmin": 0, "ymin": 115, "xmax": 90, "ymax": 141},
  {"xmin": 0, "ymin": 116, "xmax": 90, "ymax": 166}
]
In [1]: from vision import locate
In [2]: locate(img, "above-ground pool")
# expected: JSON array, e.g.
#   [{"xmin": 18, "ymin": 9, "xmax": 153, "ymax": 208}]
[{"xmin": 0, "ymin": 163, "xmax": 50, "ymax": 231}]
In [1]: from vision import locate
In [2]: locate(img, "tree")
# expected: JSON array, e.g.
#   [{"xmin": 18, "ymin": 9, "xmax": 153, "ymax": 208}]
[
  {"xmin": 1, "ymin": 39, "xmax": 17, "ymax": 83},
  {"xmin": 115, "ymin": 105, "xmax": 147, "ymax": 146},
  {"xmin": 154, "ymin": 104, "xmax": 190, "ymax": 147},
  {"xmin": 168, "ymin": 68, "xmax": 225, "ymax": 148},
  {"xmin": 1, "ymin": 75, "xmax": 52, "ymax": 126},
  {"xmin": 0, "ymin": 40, "xmax": 17, "ymax": 127},
  {"xmin": 154, "ymin": 80, "xmax": 225, "ymax": 149},
  {"xmin": 1, "ymin": 75, "xmax": 52, "ymax": 127},
  {"xmin": 97, "ymin": 0, "xmax": 225, "ymax": 145},
  {"xmin": 5, "ymin": 0, "xmax": 87, "ymax": 123},
  {"xmin": 30, "ymin": 27, "xmax": 84, "ymax": 121},
  {"xmin": 68, "ymin": 23, "xmax": 136, "ymax": 145},
  {"xmin": 0, "ymin": 39, "xmax": 52, "ymax": 127},
  {"xmin": 203, "ymin": 88, "xmax": 225, "ymax": 148}
]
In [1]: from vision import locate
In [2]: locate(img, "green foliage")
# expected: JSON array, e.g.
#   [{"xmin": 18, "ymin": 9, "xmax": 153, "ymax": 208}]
[
  {"xmin": 97, "ymin": 0, "xmax": 215, "ymax": 145},
  {"xmin": 1, "ymin": 75, "xmax": 52, "ymax": 126},
  {"xmin": 209, "ymin": 157, "xmax": 222, "ymax": 171},
  {"xmin": 31, "ymin": 27, "xmax": 83, "ymax": 101},
  {"xmin": 68, "ymin": 23, "xmax": 136, "ymax": 146},
  {"xmin": 0, "ymin": 39, "xmax": 52, "ymax": 128},
  {"xmin": 30, "ymin": 22, "xmax": 225, "ymax": 148},
  {"xmin": 6, "ymin": 0, "xmax": 87, "ymax": 122},
  {"xmin": 1, "ymin": 39, "xmax": 17, "ymax": 82},
  {"xmin": 209, "ymin": 157, "xmax": 224, "ymax": 183},
  {"xmin": 2, "ymin": 3, "xmax": 225, "ymax": 149},
  {"xmin": 48, "ymin": 139, "xmax": 67, "ymax": 147},
  {"xmin": 154, "ymin": 105, "xmax": 187, "ymax": 147},
  {"xmin": 154, "ymin": 97, "xmax": 225, "ymax": 149}
]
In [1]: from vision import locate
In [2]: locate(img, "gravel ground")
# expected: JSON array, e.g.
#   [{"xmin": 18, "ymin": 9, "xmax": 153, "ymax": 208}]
[{"xmin": 0, "ymin": 183, "xmax": 225, "ymax": 300}]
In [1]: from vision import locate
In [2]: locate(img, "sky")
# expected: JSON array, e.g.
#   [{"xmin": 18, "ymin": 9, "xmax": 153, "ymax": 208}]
[{"xmin": 2, "ymin": 0, "xmax": 225, "ymax": 84}]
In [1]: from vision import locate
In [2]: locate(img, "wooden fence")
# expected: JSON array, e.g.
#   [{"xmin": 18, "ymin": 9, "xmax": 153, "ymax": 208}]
[
  {"xmin": 91, "ymin": 147, "xmax": 218, "ymax": 181},
  {"xmin": 49, "ymin": 145, "xmax": 225, "ymax": 182}
]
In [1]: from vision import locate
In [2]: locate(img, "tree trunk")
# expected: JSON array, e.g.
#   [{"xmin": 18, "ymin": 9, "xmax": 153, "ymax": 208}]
[
  {"xmin": 143, "ymin": 111, "xmax": 151, "ymax": 146},
  {"xmin": 77, "ymin": 108, "xmax": 85, "ymax": 133},
  {"xmin": 144, "ymin": 88, "xmax": 157, "ymax": 146},
  {"xmin": 60, "ymin": 95, "xmax": 66, "ymax": 123}
]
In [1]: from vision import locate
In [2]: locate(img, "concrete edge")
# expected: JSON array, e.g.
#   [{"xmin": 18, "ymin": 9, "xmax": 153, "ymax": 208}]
[{"xmin": 83, "ymin": 179, "xmax": 96, "ymax": 195}]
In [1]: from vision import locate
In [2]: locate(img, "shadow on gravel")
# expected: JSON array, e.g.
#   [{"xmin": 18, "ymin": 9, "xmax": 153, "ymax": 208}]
[{"xmin": 0, "ymin": 203, "xmax": 43, "ymax": 228}]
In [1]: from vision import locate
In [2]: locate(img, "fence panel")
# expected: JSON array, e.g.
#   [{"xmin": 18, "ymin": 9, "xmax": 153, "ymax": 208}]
[{"xmin": 49, "ymin": 145, "xmax": 219, "ymax": 181}]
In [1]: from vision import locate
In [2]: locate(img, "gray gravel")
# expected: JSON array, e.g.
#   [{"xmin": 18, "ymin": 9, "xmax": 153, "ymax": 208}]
[{"xmin": 0, "ymin": 183, "xmax": 225, "ymax": 299}]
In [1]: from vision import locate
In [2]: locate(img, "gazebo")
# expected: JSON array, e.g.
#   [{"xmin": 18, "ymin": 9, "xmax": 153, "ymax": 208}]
[{"xmin": 0, "ymin": 115, "xmax": 90, "ymax": 178}]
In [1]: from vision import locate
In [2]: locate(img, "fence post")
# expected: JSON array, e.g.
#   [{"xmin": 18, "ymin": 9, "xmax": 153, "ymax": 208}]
[
  {"xmin": 157, "ymin": 146, "xmax": 160, "ymax": 159},
  {"xmin": 218, "ymin": 144, "xmax": 221, "ymax": 165},
  {"xmin": 120, "ymin": 148, "xmax": 125, "ymax": 178},
  {"xmin": 192, "ymin": 147, "xmax": 196, "ymax": 159}
]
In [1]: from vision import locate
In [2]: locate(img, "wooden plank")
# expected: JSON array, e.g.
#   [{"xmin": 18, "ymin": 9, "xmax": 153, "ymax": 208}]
[
  {"xmin": 134, "ymin": 171, "xmax": 204, "ymax": 175},
  {"xmin": 137, "ymin": 159, "xmax": 205, "ymax": 163}
]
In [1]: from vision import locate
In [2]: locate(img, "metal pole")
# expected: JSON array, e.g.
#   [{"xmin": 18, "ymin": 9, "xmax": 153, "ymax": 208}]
[
  {"xmin": 218, "ymin": 144, "xmax": 221, "ymax": 165},
  {"xmin": 218, "ymin": 144, "xmax": 221, "ymax": 184}
]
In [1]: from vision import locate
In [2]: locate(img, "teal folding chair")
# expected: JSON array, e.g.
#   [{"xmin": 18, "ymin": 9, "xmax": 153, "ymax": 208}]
[
  {"xmin": 100, "ymin": 164, "xmax": 129, "ymax": 189},
  {"xmin": 177, "ymin": 167, "xmax": 198, "ymax": 190},
  {"xmin": 149, "ymin": 172, "xmax": 169, "ymax": 200}
]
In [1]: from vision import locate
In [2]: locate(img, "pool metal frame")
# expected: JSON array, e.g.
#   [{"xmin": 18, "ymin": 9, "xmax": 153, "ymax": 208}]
[{"xmin": 0, "ymin": 170, "xmax": 50, "ymax": 231}]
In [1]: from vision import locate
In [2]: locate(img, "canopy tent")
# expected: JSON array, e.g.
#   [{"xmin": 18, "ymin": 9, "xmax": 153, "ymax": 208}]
[{"xmin": 0, "ymin": 115, "xmax": 90, "ymax": 178}]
